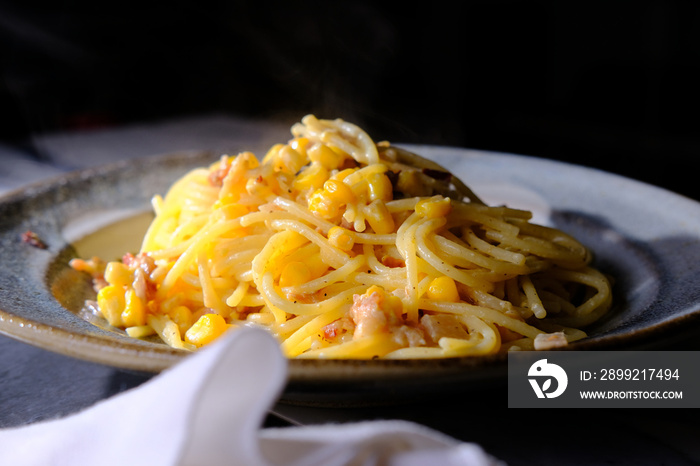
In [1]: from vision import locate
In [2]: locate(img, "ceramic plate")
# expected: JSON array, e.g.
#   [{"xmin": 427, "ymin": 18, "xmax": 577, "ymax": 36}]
[{"xmin": 2, "ymin": 146, "xmax": 700, "ymax": 405}]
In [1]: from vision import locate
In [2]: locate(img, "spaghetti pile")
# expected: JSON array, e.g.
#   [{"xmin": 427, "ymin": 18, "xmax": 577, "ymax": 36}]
[{"xmin": 72, "ymin": 115, "xmax": 612, "ymax": 358}]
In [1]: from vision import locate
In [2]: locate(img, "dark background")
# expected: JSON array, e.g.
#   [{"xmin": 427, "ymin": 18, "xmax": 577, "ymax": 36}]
[{"xmin": 2, "ymin": 0, "xmax": 699, "ymax": 198}]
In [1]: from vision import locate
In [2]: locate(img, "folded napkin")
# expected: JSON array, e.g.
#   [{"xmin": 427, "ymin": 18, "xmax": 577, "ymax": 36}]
[{"xmin": 0, "ymin": 328, "xmax": 502, "ymax": 466}]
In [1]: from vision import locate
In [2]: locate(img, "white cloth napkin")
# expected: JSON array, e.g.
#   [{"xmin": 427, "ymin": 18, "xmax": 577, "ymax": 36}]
[{"xmin": 0, "ymin": 328, "xmax": 502, "ymax": 466}]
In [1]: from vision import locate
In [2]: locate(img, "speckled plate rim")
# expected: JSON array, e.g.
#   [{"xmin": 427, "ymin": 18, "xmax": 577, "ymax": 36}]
[{"xmin": 2, "ymin": 146, "xmax": 700, "ymax": 392}]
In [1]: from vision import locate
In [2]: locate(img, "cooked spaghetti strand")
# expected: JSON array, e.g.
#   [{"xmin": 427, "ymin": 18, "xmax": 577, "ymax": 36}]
[{"xmin": 75, "ymin": 115, "xmax": 613, "ymax": 357}]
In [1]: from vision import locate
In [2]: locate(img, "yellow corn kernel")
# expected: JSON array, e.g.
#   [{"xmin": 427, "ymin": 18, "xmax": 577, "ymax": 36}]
[
  {"xmin": 361, "ymin": 285, "xmax": 403, "ymax": 319},
  {"xmin": 333, "ymin": 168, "xmax": 357, "ymax": 182},
  {"xmin": 426, "ymin": 276, "xmax": 460, "ymax": 302},
  {"xmin": 121, "ymin": 288, "xmax": 146, "ymax": 327},
  {"xmin": 397, "ymin": 170, "xmax": 432, "ymax": 197},
  {"xmin": 237, "ymin": 151, "xmax": 260, "ymax": 170},
  {"xmin": 327, "ymin": 226, "xmax": 354, "ymax": 251},
  {"xmin": 415, "ymin": 196, "xmax": 452, "ymax": 219},
  {"xmin": 306, "ymin": 251, "xmax": 329, "ymax": 278},
  {"xmin": 364, "ymin": 200, "xmax": 395, "ymax": 234},
  {"xmin": 104, "ymin": 262, "xmax": 132, "ymax": 287},
  {"xmin": 385, "ymin": 294, "xmax": 404, "ymax": 317},
  {"xmin": 184, "ymin": 313, "xmax": 228, "ymax": 347},
  {"xmin": 293, "ymin": 163, "xmax": 329, "ymax": 192},
  {"xmin": 246, "ymin": 175, "xmax": 275, "ymax": 199},
  {"xmin": 168, "ymin": 305, "xmax": 194, "ymax": 336},
  {"xmin": 308, "ymin": 190, "xmax": 339, "ymax": 219},
  {"xmin": 96, "ymin": 285, "xmax": 126, "ymax": 327},
  {"xmin": 323, "ymin": 179, "xmax": 356, "ymax": 204},
  {"xmin": 366, "ymin": 172, "xmax": 393, "ymax": 202},
  {"xmin": 279, "ymin": 261, "xmax": 312, "ymax": 288},
  {"xmin": 307, "ymin": 143, "xmax": 344, "ymax": 169},
  {"xmin": 262, "ymin": 143, "xmax": 285, "ymax": 165},
  {"xmin": 349, "ymin": 178, "xmax": 368, "ymax": 199},
  {"xmin": 289, "ymin": 137, "xmax": 310, "ymax": 157},
  {"xmin": 274, "ymin": 145, "xmax": 306, "ymax": 174},
  {"xmin": 264, "ymin": 231, "xmax": 311, "ymax": 280}
]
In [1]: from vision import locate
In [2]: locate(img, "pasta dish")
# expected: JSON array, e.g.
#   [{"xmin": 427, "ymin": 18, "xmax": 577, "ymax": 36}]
[{"xmin": 71, "ymin": 115, "xmax": 612, "ymax": 358}]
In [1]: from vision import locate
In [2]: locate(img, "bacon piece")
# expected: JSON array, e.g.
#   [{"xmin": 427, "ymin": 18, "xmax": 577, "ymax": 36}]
[
  {"xmin": 21, "ymin": 230, "xmax": 47, "ymax": 249},
  {"xmin": 69, "ymin": 256, "xmax": 108, "ymax": 292},
  {"xmin": 350, "ymin": 287, "xmax": 397, "ymax": 340},
  {"xmin": 323, "ymin": 317, "xmax": 355, "ymax": 340},
  {"xmin": 208, "ymin": 158, "xmax": 232, "ymax": 187},
  {"xmin": 349, "ymin": 286, "xmax": 425, "ymax": 346},
  {"xmin": 392, "ymin": 324, "xmax": 426, "ymax": 347},
  {"xmin": 121, "ymin": 252, "xmax": 157, "ymax": 300},
  {"xmin": 122, "ymin": 252, "xmax": 156, "ymax": 277},
  {"xmin": 420, "ymin": 314, "xmax": 469, "ymax": 345},
  {"xmin": 381, "ymin": 255, "xmax": 405, "ymax": 268},
  {"xmin": 534, "ymin": 332, "xmax": 569, "ymax": 350}
]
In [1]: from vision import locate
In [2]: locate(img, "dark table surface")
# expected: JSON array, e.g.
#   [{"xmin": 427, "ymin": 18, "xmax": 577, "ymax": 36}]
[{"xmin": 2, "ymin": 115, "xmax": 700, "ymax": 465}]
